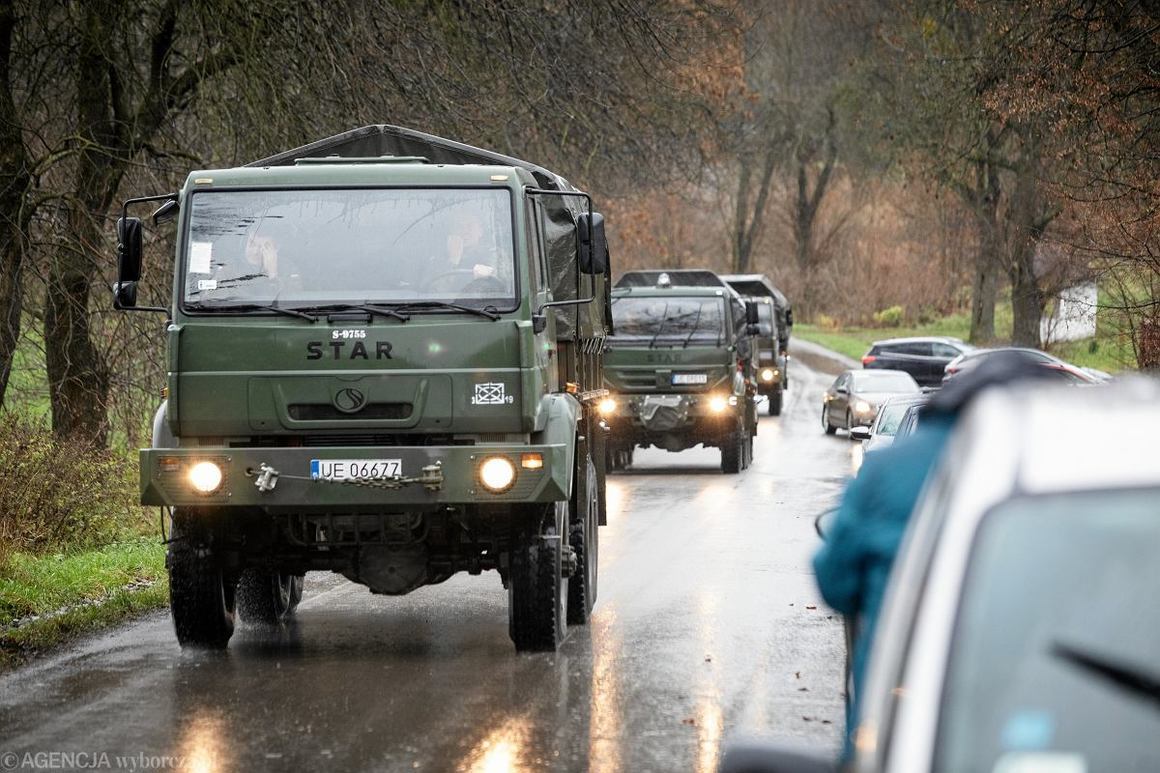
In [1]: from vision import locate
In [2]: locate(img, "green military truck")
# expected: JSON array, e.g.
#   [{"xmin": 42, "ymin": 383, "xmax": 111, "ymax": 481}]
[
  {"xmin": 721, "ymin": 274, "xmax": 793, "ymax": 416},
  {"xmin": 601, "ymin": 270, "xmax": 760, "ymax": 474},
  {"xmin": 112, "ymin": 125, "xmax": 611, "ymax": 652}
]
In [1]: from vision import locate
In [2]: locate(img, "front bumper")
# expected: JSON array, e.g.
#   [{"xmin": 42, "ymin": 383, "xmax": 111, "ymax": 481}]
[
  {"xmin": 140, "ymin": 443, "xmax": 570, "ymax": 508},
  {"xmin": 601, "ymin": 393, "xmax": 738, "ymax": 440}
]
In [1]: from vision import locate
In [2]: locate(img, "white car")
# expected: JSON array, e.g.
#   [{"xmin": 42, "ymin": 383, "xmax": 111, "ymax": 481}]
[{"xmin": 722, "ymin": 377, "xmax": 1160, "ymax": 773}]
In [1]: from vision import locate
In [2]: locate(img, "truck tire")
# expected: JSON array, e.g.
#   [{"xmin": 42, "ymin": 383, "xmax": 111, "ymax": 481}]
[
  {"xmin": 237, "ymin": 570, "xmax": 304, "ymax": 626},
  {"xmin": 768, "ymin": 387, "xmax": 783, "ymax": 416},
  {"xmin": 508, "ymin": 502, "xmax": 569, "ymax": 652},
  {"xmin": 567, "ymin": 455, "xmax": 599, "ymax": 625},
  {"xmin": 167, "ymin": 508, "xmax": 236, "ymax": 649},
  {"xmin": 721, "ymin": 427, "xmax": 744, "ymax": 474}
]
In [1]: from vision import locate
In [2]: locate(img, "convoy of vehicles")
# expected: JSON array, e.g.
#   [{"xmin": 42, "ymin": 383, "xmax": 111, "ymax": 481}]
[
  {"xmin": 602, "ymin": 271, "xmax": 761, "ymax": 473},
  {"xmin": 114, "ymin": 125, "xmax": 613, "ymax": 652}
]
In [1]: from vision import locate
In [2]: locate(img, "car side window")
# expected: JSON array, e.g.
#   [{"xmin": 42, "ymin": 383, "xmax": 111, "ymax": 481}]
[
  {"xmin": 932, "ymin": 343, "xmax": 960, "ymax": 358},
  {"xmin": 901, "ymin": 342, "xmax": 933, "ymax": 356}
]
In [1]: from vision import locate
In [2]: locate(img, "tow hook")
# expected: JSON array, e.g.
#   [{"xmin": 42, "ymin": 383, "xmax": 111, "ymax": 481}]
[{"xmin": 254, "ymin": 463, "xmax": 280, "ymax": 492}]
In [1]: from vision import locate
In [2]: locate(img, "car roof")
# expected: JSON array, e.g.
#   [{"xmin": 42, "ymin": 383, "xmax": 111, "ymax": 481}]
[{"xmin": 870, "ymin": 336, "xmax": 966, "ymax": 347}]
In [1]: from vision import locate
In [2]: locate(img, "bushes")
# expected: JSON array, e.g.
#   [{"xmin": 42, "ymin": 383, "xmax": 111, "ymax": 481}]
[
  {"xmin": 0, "ymin": 417, "xmax": 144, "ymax": 565},
  {"xmin": 872, "ymin": 305, "xmax": 905, "ymax": 327}
]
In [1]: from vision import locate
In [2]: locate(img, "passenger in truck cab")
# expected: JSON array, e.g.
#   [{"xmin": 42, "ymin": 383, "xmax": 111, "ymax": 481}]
[{"xmin": 241, "ymin": 230, "xmax": 304, "ymax": 297}]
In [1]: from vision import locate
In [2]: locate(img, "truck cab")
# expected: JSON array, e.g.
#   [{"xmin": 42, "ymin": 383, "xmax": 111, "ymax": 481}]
[
  {"xmin": 113, "ymin": 125, "xmax": 611, "ymax": 653},
  {"xmin": 600, "ymin": 271, "xmax": 760, "ymax": 474},
  {"xmin": 721, "ymin": 274, "xmax": 793, "ymax": 416}
]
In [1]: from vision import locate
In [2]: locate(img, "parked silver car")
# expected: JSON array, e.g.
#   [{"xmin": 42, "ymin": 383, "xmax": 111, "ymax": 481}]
[
  {"xmin": 823, "ymin": 369, "xmax": 921, "ymax": 436},
  {"xmin": 850, "ymin": 395, "xmax": 927, "ymax": 454},
  {"xmin": 723, "ymin": 377, "xmax": 1160, "ymax": 773}
]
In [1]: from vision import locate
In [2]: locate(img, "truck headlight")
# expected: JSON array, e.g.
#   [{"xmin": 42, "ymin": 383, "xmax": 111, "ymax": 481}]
[
  {"xmin": 479, "ymin": 456, "xmax": 516, "ymax": 492},
  {"xmin": 760, "ymin": 368, "xmax": 776, "ymax": 382},
  {"xmin": 708, "ymin": 395, "xmax": 730, "ymax": 413},
  {"xmin": 597, "ymin": 397, "xmax": 617, "ymax": 416},
  {"xmin": 188, "ymin": 461, "xmax": 223, "ymax": 494}
]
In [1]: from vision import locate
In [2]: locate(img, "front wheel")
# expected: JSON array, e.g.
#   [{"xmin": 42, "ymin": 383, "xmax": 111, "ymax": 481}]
[
  {"xmin": 767, "ymin": 387, "xmax": 783, "ymax": 416},
  {"xmin": 567, "ymin": 455, "xmax": 599, "ymax": 625},
  {"xmin": 508, "ymin": 503, "xmax": 569, "ymax": 652},
  {"xmin": 167, "ymin": 508, "xmax": 236, "ymax": 649},
  {"xmin": 721, "ymin": 425, "xmax": 745, "ymax": 474},
  {"xmin": 823, "ymin": 406, "xmax": 837, "ymax": 435}
]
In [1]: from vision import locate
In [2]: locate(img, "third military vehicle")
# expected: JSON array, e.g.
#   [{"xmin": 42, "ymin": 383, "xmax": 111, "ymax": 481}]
[
  {"xmin": 601, "ymin": 270, "xmax": 760, "ymax": 473},
  {"xmin": 721, "ymin": 274, "xmax": 793, "ymax": 415},
  {"xmin": 113, "ymin": 125, "xmax": 611, "ymax": 653}
]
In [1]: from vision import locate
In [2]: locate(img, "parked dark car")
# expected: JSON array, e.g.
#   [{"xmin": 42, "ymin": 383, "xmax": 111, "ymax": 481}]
[
  {"xmin": 943, "ymin": 346, "xmax": 1099, "ymax": 384},
  {"xmin": 862, "ymin": 336, "xmax": 973, "ymax": 387}
]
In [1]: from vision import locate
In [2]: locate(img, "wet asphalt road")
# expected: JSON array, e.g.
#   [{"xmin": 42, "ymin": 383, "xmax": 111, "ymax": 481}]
[{"xmin": 0, "ymin": 360, "xmax": 856, "ymax": 772}]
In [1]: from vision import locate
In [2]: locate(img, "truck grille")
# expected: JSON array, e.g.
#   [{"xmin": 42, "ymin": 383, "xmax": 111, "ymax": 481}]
[{"xmin": 288, "ymin": 402, "xmax": 412, "ymax": 421}]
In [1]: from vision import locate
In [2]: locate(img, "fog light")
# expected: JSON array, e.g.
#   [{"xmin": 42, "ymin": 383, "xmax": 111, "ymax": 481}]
[
  {"xmin": 708, "ymin": 395, "xmax": 729, "ymax": 413},
  {"xmin": 760, "ymin": 368, "xmax": 775, "ymax": 382},
  {"xmin": 597, "ymin": 397, "xmax": 617, "ymax": 416},
  {"xmin": 479, "ymin": 456, "xmax": 516, "ymax": 492},
  {"xmin": 188, "ymin": 461, "xmax": 223, "ymax": 494},
  {"xmin": 520, "ymin": 453, "xmax": 544, "ymax": 470}
]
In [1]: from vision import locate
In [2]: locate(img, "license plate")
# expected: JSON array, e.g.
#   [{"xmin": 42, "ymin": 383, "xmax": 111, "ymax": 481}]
[
  {"xmin": 310, "ymin": 459, "xmax": 402, "ymax": 481},
  {"xmin": 672, "ymin": 373, "xmax": 708, "ymax": 385}
]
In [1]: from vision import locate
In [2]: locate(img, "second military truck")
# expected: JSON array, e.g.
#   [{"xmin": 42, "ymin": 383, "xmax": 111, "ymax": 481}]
[
  {"xmin": 601, "ymin": 270, "xmax": 760, "ymax": 473},
  {"xmin": 114, "ymin": 125, "xmax": 611, "ymax": 652}
]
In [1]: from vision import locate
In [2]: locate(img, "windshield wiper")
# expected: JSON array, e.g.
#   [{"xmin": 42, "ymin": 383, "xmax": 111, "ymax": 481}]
[
  {"xmin": 187, "ymin": 302, "xmax": 317, "ymax": 322},
  {"xmin": 1051, "ymin": 641, "xmax": 1160, "ymax": 710},
  {"xmin": 391, "ymin": 300, "xmax": 500, "ymax": 321},
  {"xmin": 351, "ymin": 303, "xmax": 411, "ymax": 322},
  {"xmin": 681, "ymin": 304, "xmax": 705, "ymax": 349},
  {"xmin": 649, "ymin": 303, "xmax": 671, "ymax": 349}
]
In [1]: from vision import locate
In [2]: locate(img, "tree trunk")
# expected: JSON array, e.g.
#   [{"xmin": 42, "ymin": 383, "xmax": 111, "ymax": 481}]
[
  {"xmin": 0, "ymin": 2, "xmax": 29, "ymax": 406},
  {"xmin": 970, "ymin": 217, "xmax": 999, "ymax": 344},
  {"xmin": 45, "ymin": 1, "xmax": 119, "ymax": 444},
  {"xmin": 1007, "ymin": 140, "xmax": 1052, "ymax": 348}
]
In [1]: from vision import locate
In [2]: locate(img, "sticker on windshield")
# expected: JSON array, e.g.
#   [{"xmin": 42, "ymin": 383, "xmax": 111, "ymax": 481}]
[
  {"xmin": 189, "ymin": 242, "xmax": 212, "ymax": 274},
  {"xmin": 196, "ymin": 279, "xmax": 217, "ymax": 291},
  {"xmin": 472, "ymin": 382, "xmax": 513, "ymax": 406}
]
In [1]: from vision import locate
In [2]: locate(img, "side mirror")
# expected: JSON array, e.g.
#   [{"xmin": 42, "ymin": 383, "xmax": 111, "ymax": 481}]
[
  {"xmin": 850, "ymin": 426, "xmax": 872, "ymax": 441},
  {"xmin": 745, "ymin": 300, "xmax": 760, "ymax": 325},
  {"xmin": 577, "ymin": 212, "xmax": 608, "ymax": 275},
  {"xmin": 117, "ymin": 216, "xmax": 144, "ymax": 284},
  {"xmin": 112, "ymin": 281, "xmax": 138, "ymax": 309},
  {"xmin": 151, "ymin": 199, "xmax": 179, "ymax": 226},
  {"xmin": 836, "ymin": 386, "xmax": 848, "ymax": 395}
]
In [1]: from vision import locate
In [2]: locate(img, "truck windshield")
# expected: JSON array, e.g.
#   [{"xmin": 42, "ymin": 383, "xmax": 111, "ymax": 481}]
[
  {"xmin": 182, "ymin": 188, "xmax": 516, "ymax": 311},
  {"xmin": 610, "ymin": 297, "xmax": 725, "ymax": 345}
]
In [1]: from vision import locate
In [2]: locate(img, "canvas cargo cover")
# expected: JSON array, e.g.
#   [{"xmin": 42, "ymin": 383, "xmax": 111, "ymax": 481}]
[
  {"xmin": 249, "ymin": 125, "xmax": 609, "ymax": 339},
  {"xmin": 720, "ymin": 273, "xmax": 793, "ymax": 349}
]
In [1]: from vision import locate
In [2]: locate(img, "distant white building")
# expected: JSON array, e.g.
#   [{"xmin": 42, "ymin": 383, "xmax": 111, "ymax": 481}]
[{"xmin": 1041, "ymin": 282, "xmax": 1098, "ymax": 344}]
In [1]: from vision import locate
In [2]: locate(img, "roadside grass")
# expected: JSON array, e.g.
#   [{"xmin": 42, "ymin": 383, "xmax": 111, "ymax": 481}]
[
  {"xmin": 797, "ymin": 303, "xmax": 1137, "ymax": 373},
  {"xmin": 0, "ymin": 539, "xmax": 168, "ymax": 668}
]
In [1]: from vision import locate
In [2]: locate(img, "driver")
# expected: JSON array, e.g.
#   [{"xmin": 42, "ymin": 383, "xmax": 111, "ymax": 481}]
[
  {"xmin": 445, "ymin": 211, "xmax": 498, "ymax": 280},
  {"xmin": 238, "ymin": 231, "xmax": 303, "ymax": 297}
]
